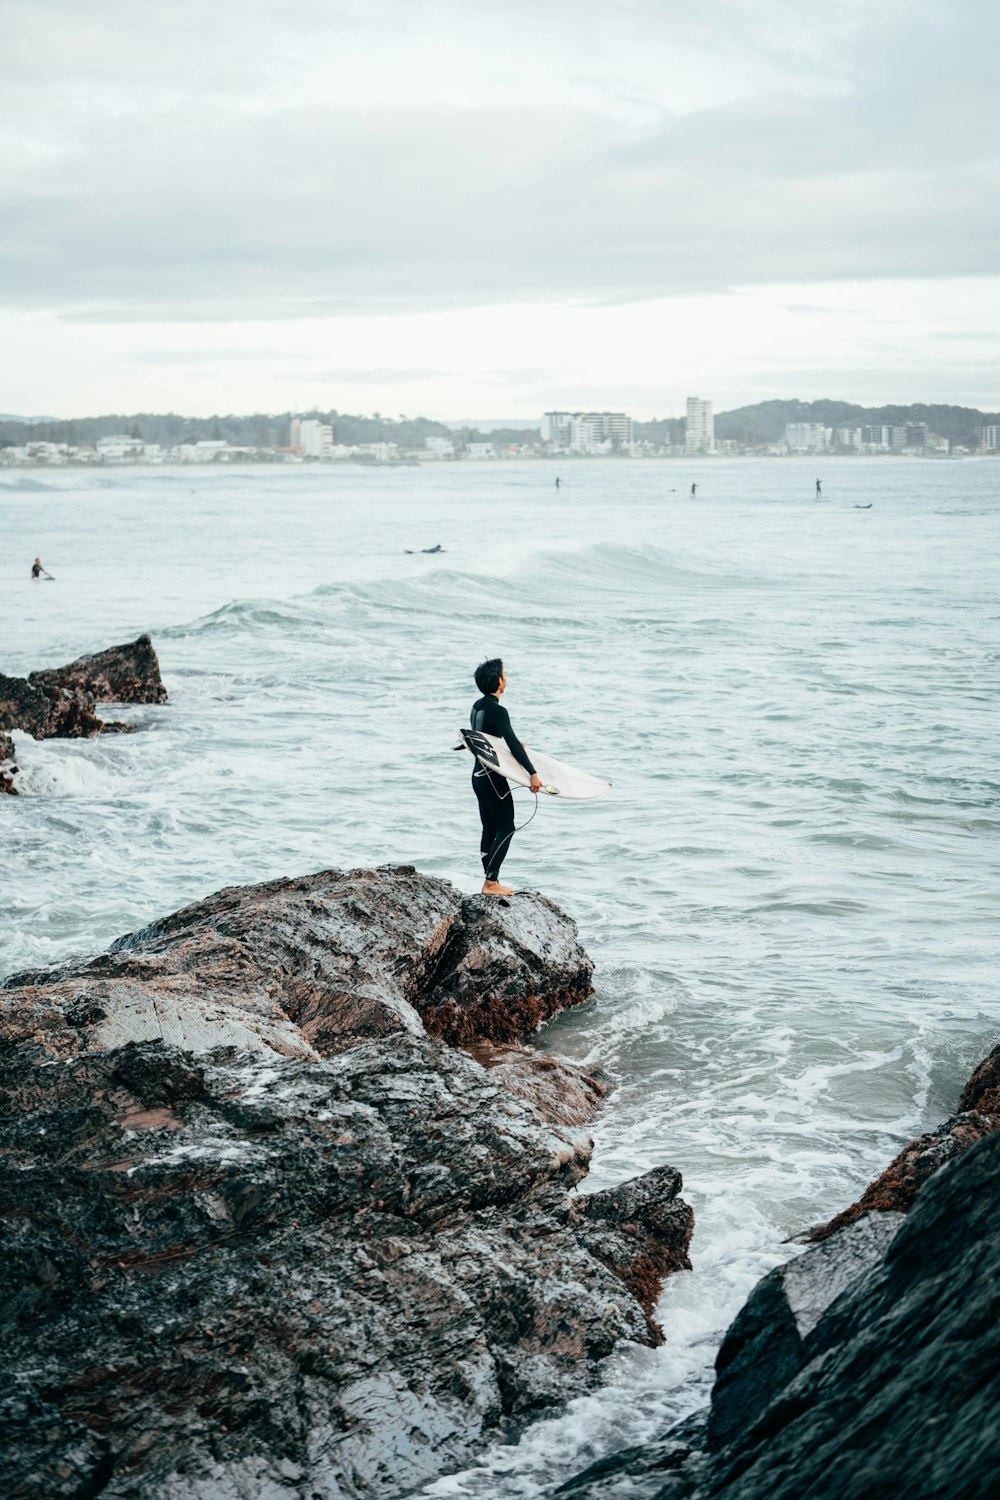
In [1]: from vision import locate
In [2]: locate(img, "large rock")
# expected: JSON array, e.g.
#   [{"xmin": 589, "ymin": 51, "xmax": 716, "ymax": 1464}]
[
  {"xmin": 1, "ymin": 867, "xmax": 594, "ymax": 1061},
  {"xmin": 689, "ymin": 1133, "xmax": 1000, "ymax": 1500},
  {"xmin": 30, "ymin": 631, "xmax": 167, "ymax": 705},
  {"xmin": 0, "ymin": 635, "xmax": 161, "ymax": 767},
  {"xmin": 0, "ymin": 866, "xmax": 693, "ymax": 1500},
  {"xmin": 707, "ymin": 1211, "xmax": 904, "ymax": 1449},
  {"xmin": 0, "ymin": 669, "xmax": 107, "ymax": 741},
  {"xmin": 559, "ymin": 1044, "xmax": 1000, "ymax": 1500}
]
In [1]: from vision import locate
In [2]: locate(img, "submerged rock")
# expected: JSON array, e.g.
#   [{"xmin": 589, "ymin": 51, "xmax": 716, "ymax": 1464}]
[
  {"xmin": 29, "ymin": 631, "xmax": 167, "ymax": 705},
  {"xmin": 0, "ymin": 866, "xmax": 693, "ymax": 1500}
]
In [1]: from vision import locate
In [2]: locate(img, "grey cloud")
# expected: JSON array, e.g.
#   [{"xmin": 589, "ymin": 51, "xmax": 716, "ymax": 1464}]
[{"xmin": 0, "ymin": 1, "xmax": 996, "ymax": 321}]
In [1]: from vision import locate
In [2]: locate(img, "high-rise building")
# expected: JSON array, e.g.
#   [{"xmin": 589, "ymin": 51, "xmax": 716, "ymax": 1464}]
[
  {"xmin": 978, "ymin": 425, "xmax": 999, "ymax": 453},
  {"xmin": 299, "ymin": 419, "xmax": 333, "ymax": 459},
  {"xmin": 785, "ymin": 422, "xmax": 830, "ymax": 454},
  {"xmin": 542, "ymin": 411, "xmax": 633, "ymax": 453},
  {"xmin": 685, "ymin": 398, "xmax": 714, "ymax": 454}
]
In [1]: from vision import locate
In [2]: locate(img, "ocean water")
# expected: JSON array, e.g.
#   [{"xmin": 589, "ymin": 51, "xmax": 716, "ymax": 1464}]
[{"xmin": 2, "ymin": 458, "xmax": 998, "ymax": 1494}]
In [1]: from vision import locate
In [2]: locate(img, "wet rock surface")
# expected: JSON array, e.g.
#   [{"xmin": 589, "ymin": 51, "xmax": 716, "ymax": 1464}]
[
  {"xmin": 0, "ymin": 668, "xmax": 106, "ymax": 741},
  {"xmin": 29, "ymin": 631, "xmax": 167, "ymax": 705},
  {"xmin": 0, "ymin": 729, "xmax": 17, "ymax": 793},
  {"xmin": 559, "ymin": 1045, "xmax": 1000, "ymax": 1500},
  {"xmin": 0, "ymin": 866, "xmax": 693, "ymax": 1500},
  {"xmin": 1, "ymin": 867, "xmax": 595, "ymax": 1063}
]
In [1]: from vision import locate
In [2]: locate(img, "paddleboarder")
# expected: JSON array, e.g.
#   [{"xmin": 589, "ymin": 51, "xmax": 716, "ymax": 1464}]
[
  {"xmin": 31, "ymin": 557, "xmax": 53, "ymax": 579},
  {"xmin": 816, "ymin": 478, "xmax": 823, "ymax": 498},
  {"xmin": 470, "ymin": 658, "xmax": 542, "ymax": 896}
]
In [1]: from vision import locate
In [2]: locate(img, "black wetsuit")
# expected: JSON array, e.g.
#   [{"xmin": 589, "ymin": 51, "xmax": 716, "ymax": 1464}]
[{"xmin": 470, "ymin": 694, "xmax": 536, "ymax": 881}]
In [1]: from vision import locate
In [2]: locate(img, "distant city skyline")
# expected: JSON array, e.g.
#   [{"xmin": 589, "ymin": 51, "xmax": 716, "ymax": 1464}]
[{"xmin": 1, "ymin": 2, "xmax": 998, "ymax": 418}]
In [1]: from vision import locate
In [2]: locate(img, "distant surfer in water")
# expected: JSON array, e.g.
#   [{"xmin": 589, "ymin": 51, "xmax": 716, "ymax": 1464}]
[
  {"xmin": 31, "ymin": 557, "xmax": 53, "ymax": 579},
  {"xmin": 816, "ymin": 478, "xmax": 823, "ymax": 498},
  {"xmin": 690, "ymin": 482, "xmax": 697, "ymax": 498},
  {"xmin": 470, "ymin": 658, "xmax": 542, "ymax": 896},
  {"xmin": 555, "ymin": 476, "xmax": 561, "ymax": 489}
]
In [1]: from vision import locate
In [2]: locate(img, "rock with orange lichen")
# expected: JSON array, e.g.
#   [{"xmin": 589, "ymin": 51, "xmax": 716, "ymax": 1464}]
[
  {"xmin": 959, "ymin": 1041, "xmax": 1000, "ymax": 1114},
  {"xmin": 0, "ymin": 865, "xmax": 692, "ymax": 1500},
  {"xmin": 464, "ymin": 1040, "xmax": 606, "ymax": 1127}
]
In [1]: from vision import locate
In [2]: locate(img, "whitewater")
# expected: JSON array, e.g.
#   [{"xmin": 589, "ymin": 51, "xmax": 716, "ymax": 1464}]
[{"xmin": 2, "ymin": 457, "xmax": 997, "ymax": 1494}]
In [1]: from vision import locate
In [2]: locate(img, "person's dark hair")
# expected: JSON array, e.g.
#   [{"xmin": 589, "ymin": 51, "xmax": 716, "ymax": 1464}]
[{"xmin": 475, "ymin": 657, "xmax": 503, "ymax": 695}]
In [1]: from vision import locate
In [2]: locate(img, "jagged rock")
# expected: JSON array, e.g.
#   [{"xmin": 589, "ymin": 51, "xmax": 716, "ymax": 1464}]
[
  {"xmin": 0, "ymin": 669, "xmax": 106, "ymax": 741},
  {"xmin": 0, "ymin": 634, "xmax": 159, "ymax": 761},
  {"xmin": 418, "ymin": 893, "xmax": 595, "ymax": 1043},
  {"xmin": 707, "ymin": 1211, "xmax": 904, "ymax": 1448},
  {"xmin": 559, "ymin": 1062, "xmax": 1000, "ymax": 1500},
  {"xmin": 0, "ymin": 866, "xmax": 693, "ymax": 1500},
  {"xmin": 29, "ymin": 631, "xmax": 167, "ymax": 704},
  {"xmin": 689, "ymin": 1133, "xmax": 1000, "ymax": 1500},
  {"xmin": 573, "ymin": 1166, "xmax": 694, "ymax": 1322},
  {"xmin": 959, "ymin": 1041, "xmax": 1000, "ymax": 1113},
  {"xmin": 0, "ymin": 730, "xmax": 17, "ymax": 794},
  {"xmin": 1, "ymin": 867, "xmax": 594, "ymax": 1062}
]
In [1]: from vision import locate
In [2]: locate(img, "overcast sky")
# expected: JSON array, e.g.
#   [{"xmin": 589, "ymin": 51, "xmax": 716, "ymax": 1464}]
[{"xmin": 2, "ymin": 0, "xmax": 998, "ymax": 420}]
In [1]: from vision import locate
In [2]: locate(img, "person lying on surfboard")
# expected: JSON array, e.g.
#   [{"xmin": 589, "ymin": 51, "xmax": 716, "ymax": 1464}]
[{"xmin": 470, "ymin": 658, "xmax": 542, "ymax": 896}]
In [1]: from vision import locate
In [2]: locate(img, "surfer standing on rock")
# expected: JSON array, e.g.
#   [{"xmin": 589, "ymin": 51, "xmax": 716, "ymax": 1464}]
[{"xmin": 470, "ymin": 658, "xmax": 542, "ymax": 896}]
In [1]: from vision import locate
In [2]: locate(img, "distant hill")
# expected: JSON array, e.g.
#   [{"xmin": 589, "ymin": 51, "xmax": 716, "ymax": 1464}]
[
  {"xmin": 0, "ymin": 410, "xmax": 454, "ymax": 450},
  {"xmin": 711, "ymin": 399, "xmax": 999, "ymax": 447},
  {"xmin": 2, "ymin": 400, "xmax": 997, "ymax": 452}
]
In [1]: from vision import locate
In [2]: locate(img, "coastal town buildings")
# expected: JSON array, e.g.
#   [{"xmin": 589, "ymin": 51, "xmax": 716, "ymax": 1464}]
[
  {"xmin": 785, "ymin": 422, "xmax": 831, "ymax": 453},
  {"xmin": 685, "ymin": 398, "xmax": 714, "ymax": 454},
  {"xmin": 542, "ymin": 411, "xmax": 633, "ymax": 453},
  {"xmin": 0, "ymin": 400, "xmax": 984, "ymax": 468}
]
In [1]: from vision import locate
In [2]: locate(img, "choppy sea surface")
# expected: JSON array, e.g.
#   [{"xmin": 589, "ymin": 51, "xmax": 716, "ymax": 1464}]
[{"xmin": 2, "ymin": 458, "xmax": 998, "ymax": 1493}]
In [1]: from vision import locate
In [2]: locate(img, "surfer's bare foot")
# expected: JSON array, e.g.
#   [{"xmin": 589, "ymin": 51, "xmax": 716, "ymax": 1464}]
[{"xmin": 482, "ymin": 880, "xmax": 515, "ymax": 896}]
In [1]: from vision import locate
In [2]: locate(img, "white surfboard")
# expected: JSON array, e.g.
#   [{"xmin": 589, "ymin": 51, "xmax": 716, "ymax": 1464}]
[{"xmin": 458, "ymin": 728, "xmax": 611, "ymax": 800}]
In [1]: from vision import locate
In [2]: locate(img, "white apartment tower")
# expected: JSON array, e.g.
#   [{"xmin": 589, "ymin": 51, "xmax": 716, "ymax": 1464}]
[
  {"xmin": 298, "ymin": 419, "xmax": 334, "ymax": 459},
  {"xmin": 542, "ymin": 410, "xmax": 634, "ymax": 452},
  {"xmin": 685, "ymin": 398, "xmax": 714, "ymax": 454}
]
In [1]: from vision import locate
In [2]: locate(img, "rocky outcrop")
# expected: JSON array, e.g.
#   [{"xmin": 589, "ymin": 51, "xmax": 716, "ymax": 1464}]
[
  {"xmin": 2, "ymin": 867, "xmax": 595, "ymax": 1061},
  {"xmin": 0, "ymin": 669, "xmax": 108, "ymax": 741},
  {"xmin": 0, "ymin": 866, "xmax": 693, "ymax": 1500},
  {"xmin": 0, "ymin": 635, "xmax": 163, "ymax": 784},
  {"xmin": 559, "ymin": 1043, "xmax": 1000, "ymax": 1500},
  {"xmin": 29, "ymin": 631, "xmax": 167, "ymax": 705}
]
